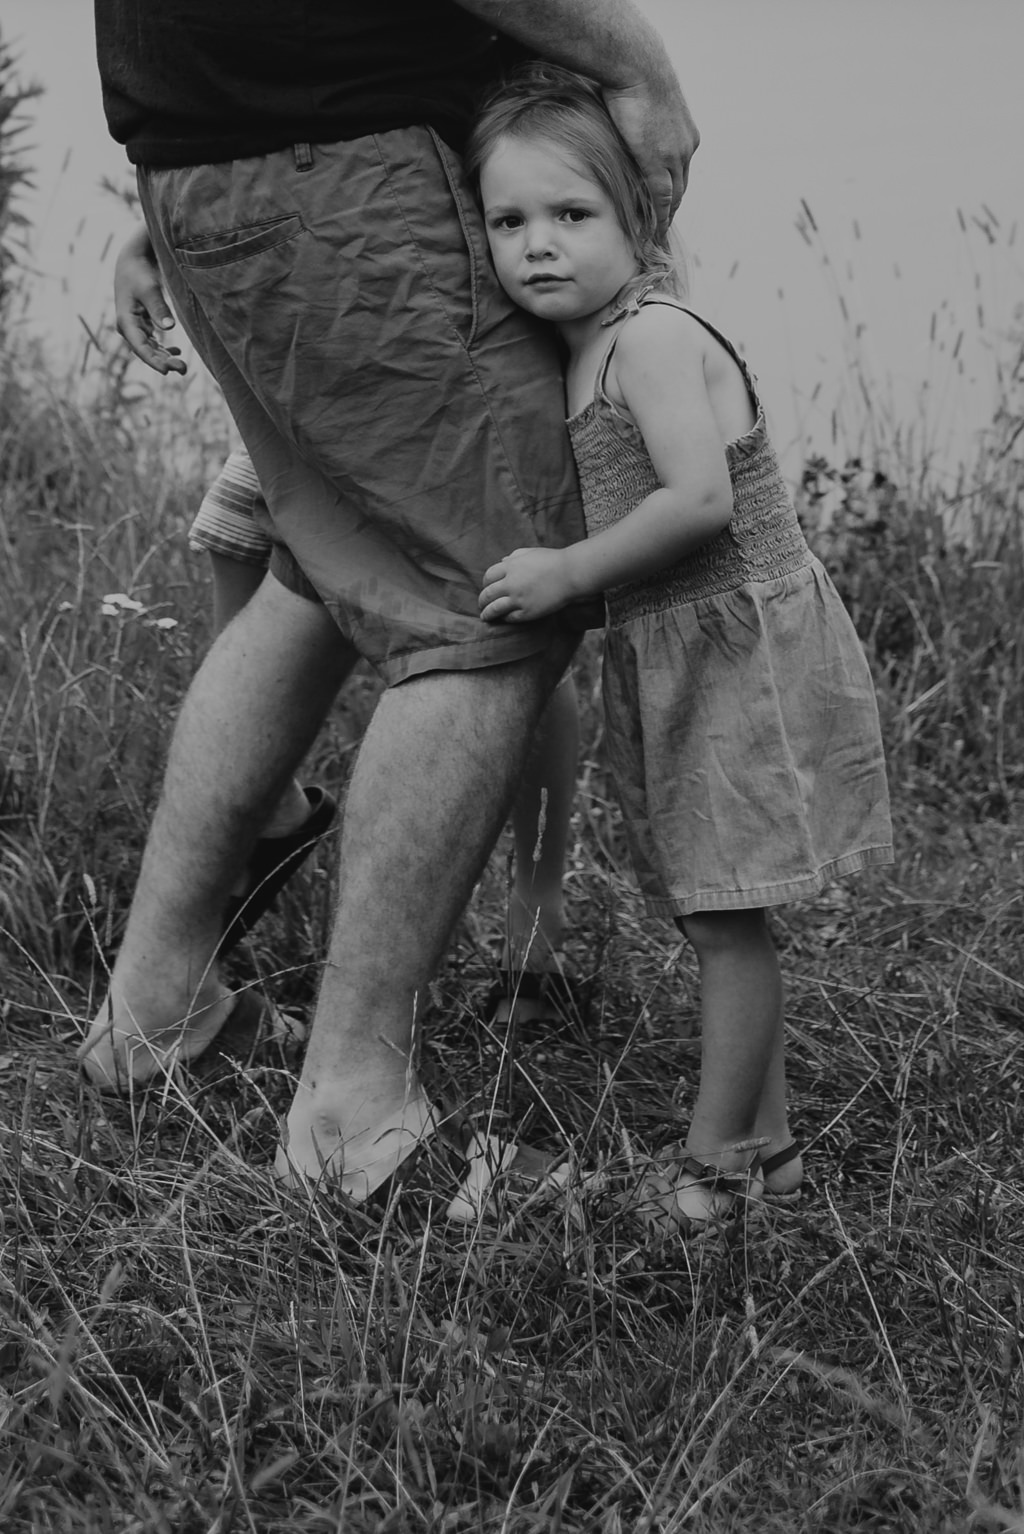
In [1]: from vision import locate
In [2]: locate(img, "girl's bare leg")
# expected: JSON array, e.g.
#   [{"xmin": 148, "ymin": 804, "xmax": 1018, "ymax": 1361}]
[
  {"xmin": 672, "ymin": 908, "xmax": 796, "ymax": 1213},
  {"xmin": 210, "ymin": 554, "xmax": 310, "ymax": 836}
]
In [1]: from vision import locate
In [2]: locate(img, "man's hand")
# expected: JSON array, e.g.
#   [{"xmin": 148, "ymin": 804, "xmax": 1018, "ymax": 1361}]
[
  {"xmin": 479, "ymin": 547, "xmax": 577, "ymax": 623},
  {"xmin": 114, "ymin": 224, "xmax": 187, "ymax": 376},
  {"xmin": 604, "ymin": 78, "xmax": 699, "ymax": 236},
  {"xmin": 454, "ymin": 0, "xmax": 698, "ymax": 234}
]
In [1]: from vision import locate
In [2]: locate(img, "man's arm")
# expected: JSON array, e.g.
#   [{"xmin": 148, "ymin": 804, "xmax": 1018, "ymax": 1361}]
[{"xmin": 456, "ymin": 0, "xmax": 697, "ymax": 231}]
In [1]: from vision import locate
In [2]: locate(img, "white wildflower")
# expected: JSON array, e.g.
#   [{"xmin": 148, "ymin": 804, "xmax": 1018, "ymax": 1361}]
[{"xmin": 100, "ymin": 592, "xmax": 145, "ymax": 616}]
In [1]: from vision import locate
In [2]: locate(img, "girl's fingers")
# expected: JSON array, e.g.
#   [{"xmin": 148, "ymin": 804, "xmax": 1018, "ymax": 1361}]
[
  {"xmin": 481, "ymin": 550, "xmax": 533, "ymax": 620},
  {"xmin": 479, "ymin": 582, "xmax": 506, "ymax": 619},
  {"xmin": 480, "ymin": 594, "xmax": 523, "ymax": 624}
]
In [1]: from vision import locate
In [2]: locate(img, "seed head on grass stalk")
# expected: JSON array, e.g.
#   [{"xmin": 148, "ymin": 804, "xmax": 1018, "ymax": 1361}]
[{"xmin": 0, "ymin": 26, "xmax": 40, "ymax": 327}]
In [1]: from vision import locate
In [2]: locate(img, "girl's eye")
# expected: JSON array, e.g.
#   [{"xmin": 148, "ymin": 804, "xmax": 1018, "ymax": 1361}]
[
  {"xmin": 562, "ymin": 209, "xmax": 591, "ymax": 224},
  {"xmin": 491, "ymin": 214, "xmax": 523, "ymax": 232}
]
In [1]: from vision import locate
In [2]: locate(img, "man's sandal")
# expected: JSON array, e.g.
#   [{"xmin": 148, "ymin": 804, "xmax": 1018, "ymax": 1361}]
[
  {"xmin": 78, "ymin": 989, "xmax": 290, "ymax": 1093},
  {"xmin": 275, "ymin": 1100, "xmax": 564, "ymax": 1217},
  {"xmin": 275, "ymin": 1093, "xmax": 453, "ymax": 1204},
  {"xmin": 220, "ymin": 785, "xmax": 338, "ymax": 955}
]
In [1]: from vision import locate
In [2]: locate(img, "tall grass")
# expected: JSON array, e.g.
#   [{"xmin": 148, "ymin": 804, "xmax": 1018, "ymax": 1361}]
[
  {"xmin": 2, "ymin": 85, "xmax": 1024, "ymax": 1534},
  {"xmin": 2, "ymin": 312, "xmax": 1021, "ymax": 1530}
]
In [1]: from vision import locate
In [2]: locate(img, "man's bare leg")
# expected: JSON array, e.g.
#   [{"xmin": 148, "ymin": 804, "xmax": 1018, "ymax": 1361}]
[
  {"xmin": 507, "ymin": 675, "xmax": 579, "ymax": 968},
  {"xmin": 276, "ymin": 636, "xmax": 576, "ymax": 1191},
  {"xmin": 79, "ymin": 574, "xmax": 354, "ymax": 1086}
]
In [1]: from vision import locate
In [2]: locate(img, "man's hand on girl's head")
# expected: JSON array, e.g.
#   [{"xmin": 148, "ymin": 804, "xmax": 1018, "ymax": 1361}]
[{"xmin": 603, "ymin": 78, "xmax": 699, "ymax": 237}]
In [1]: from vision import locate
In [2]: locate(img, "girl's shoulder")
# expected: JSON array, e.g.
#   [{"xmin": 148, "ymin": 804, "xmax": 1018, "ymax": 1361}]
[
  {"xmin": 619, "ymin": 301, "xmax": 741, "ymax": 367},
  {"xmin": 604, "ymin": 298, "xmax": 706, "ymax": 369},
  {"xmin": 605, "ymin": 301, "xmax": 759, "ymax": 445},
  {"xmin": 603, "ymin": 302, "xmax": 737, "ymax": 407}
]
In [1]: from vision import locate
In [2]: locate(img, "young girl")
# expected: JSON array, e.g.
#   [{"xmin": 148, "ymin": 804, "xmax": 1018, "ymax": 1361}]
[{"xmin": 467, "ymin": 64, "xmax": 894, "ymax": 1229}]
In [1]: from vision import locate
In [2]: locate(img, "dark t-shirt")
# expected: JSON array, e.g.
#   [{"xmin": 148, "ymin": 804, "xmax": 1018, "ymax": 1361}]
[{"xmin": 94, "ymin": 0, "xmax": 520, "ymax": 166}]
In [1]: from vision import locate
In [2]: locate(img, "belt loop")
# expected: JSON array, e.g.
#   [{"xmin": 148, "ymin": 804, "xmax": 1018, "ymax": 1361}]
[{"xmin": 293, "ymin": 142, "xmax": 314, "ymax": 172}]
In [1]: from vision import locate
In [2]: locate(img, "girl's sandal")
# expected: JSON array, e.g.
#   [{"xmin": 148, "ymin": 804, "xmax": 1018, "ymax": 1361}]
[
  {"xmin": 759, "ymin": 1142, "xmax": 804, "ymax": 1202},
  {"xmin": 636, "ymin": 1150, "xmax": 765, "ymax": 1237}
]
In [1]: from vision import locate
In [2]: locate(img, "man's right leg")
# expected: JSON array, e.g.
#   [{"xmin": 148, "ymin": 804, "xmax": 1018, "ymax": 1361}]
[
  {"xmin": 79, "ymin": 573, "xmax": 355, "ymax": 1086},
  {"xmin": 507, "ymin": 676, "xmax": 579, "ymax": 970},
  {"xmin": 276, "ymin": 633, "xmax": 577, "ymax": 1192}
]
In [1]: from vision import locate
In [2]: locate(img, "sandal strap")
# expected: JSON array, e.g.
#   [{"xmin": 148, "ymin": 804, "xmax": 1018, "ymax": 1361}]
[
  {"xmin": 497, "ymin": 970, "xmax": 548, "ymax": 1004},
  {"xmin": 220, "ymin": 785, "xmax": 338, "ymax": 953},
  {"xmin": 487, "ymin": 962, "xmax": 591, "ymax": 1022},
  {"xmin": 759, "ymin": 1142, "xmax": 802, "ymax": 1178},
  {"xmin": 678, "ymin": 1153, "xmax": 760, "ymax": 1196}
]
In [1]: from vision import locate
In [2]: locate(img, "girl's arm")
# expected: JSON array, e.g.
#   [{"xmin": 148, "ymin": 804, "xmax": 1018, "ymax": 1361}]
[
  {"xmin": 114, "ymin": 223, "xmax": 187, "ymax": 376},
  {"xmin": 480, "ymin": 308, "xmax": 735, "ymax": 622}
]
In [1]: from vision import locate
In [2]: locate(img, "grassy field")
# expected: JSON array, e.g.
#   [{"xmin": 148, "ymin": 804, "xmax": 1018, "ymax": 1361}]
[{"xmin": 2, "ymin": 289, "xmax": 1024, "ymax": 1532}]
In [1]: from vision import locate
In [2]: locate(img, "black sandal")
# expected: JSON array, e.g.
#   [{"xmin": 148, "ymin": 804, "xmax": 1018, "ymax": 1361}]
[
  {"xmin": 759, "ymin": 1141, "xmax": 803, "ymax": 1201},
  {"xmin": 220, "ymin": 785, "xmax": 338, "ymax": 955},
  {"xmin": 484, "ymin": 961, "xmax": 591, "ymax": 1028}
]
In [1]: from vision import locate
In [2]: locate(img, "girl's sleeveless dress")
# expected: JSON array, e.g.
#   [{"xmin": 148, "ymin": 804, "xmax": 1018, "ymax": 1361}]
[{"xmin": 567, "ymin": 302, "xmax": 893, "ymax": 916}]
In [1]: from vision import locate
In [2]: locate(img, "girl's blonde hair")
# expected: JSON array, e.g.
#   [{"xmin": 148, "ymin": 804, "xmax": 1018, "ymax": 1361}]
[{"xmin": 465, "ymin": 61, "xmax": 686, "ymax": 307}]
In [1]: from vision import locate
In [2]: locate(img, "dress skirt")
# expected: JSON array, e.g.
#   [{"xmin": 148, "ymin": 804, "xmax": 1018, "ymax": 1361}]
[{"xmin": 601, "ymin": 557, "xmax": 894, "ymax": 917}]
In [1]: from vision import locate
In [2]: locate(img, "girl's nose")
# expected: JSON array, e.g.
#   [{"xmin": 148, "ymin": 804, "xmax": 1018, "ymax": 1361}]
[{"xmin": 525, "ymin": 224, "xmax": 556, "ymax": 260}]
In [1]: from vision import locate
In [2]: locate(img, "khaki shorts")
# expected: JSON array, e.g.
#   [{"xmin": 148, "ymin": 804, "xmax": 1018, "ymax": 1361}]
[{"xmin": 140, "ymin": 130, "xmax": 588, "ymax": 683}]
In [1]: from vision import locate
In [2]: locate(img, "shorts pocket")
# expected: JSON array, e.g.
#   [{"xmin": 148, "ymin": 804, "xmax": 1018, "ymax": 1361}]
[
  {"xmin": 175, "ymin": 214, "xmax": 305, "ymax": 270},
  {"xmin": 425, "ymin": 130, "xmax": 482, "ymax": 350}
]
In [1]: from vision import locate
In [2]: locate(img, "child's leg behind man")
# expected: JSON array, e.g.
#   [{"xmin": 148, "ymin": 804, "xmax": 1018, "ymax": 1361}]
[
  {"xmin": 209, "ymin": 552, "xmax": 317, "ymax": 840},
  {"xmin": 192, "ymin": 457, "xmax": 337, "ymax": 949}
]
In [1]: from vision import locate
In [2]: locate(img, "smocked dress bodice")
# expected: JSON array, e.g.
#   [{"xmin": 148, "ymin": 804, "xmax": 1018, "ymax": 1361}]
[{"xmin": 567, "ymin": 304, "xmax": 813, "ymax": 625}]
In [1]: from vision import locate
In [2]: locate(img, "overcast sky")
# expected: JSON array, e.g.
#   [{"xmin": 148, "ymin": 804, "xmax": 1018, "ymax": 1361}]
[{"xmin": 6, "ymin": 0, "xmax": 1023, "ymax": 472}]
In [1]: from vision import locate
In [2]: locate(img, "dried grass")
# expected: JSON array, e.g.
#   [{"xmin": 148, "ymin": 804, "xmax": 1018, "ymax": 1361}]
[{"xmin": 2, "ymin": 299, "xmax": 1023, "ymax": 1534}]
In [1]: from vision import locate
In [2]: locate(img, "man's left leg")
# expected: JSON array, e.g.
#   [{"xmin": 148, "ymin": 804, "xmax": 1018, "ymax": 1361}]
[
  {"xmin": 79, "ymin": 574, "xmax": 355, "ymax": 1085},
  {"xmin": 276, "ymin": 632, "xmax": 577, "ymax": 1193}
]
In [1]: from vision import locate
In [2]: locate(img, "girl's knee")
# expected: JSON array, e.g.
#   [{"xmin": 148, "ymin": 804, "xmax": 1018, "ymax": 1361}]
[{"xmin": 676, "ymin": 907, "xmax": 769, "ymax": 958}]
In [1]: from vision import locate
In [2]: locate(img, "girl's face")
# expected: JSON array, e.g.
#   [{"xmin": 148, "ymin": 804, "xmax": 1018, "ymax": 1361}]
[{"xmin": 479, "ymin": 133, "xmax": 639, "ymax": 333}]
